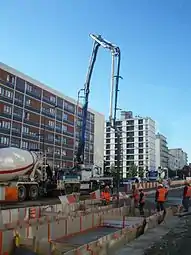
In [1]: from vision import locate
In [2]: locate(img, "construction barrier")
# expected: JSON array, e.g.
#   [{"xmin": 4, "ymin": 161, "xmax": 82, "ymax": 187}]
[
  {"xmin": 4, "ymin": 207, "xmax": 176, "ymax": 255},
  {"xmin": 0, "ymin": 182, "xmax": 184, "ymax": 227}
]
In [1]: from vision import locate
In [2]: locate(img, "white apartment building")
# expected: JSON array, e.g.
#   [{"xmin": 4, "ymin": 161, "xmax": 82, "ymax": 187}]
[
  {"xmin": 168, "ymin": 153, "xmax": 179, "ymax": 171},
  {"xmin": 155, "ymin": 133, "xmax": 169, "ymax": 170},
  {"xmin": 104, "ymin": 111, "xmax": 156, "ymax": 178},
  {"xmin": 168, "ymin": 148, "xmax": 188, "ymax": 170}
]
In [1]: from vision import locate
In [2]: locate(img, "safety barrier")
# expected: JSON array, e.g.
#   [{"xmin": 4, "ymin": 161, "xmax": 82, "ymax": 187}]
[
  {"xmin": 0, "ymin": 203, "xmax": 179, "ymax": 254},
  {"xmin": 0, "ymin": 181, "xmax": 184, "ymax": 227}
]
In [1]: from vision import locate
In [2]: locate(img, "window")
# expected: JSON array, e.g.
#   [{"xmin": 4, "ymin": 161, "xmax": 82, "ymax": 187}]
[
  {"xmin": 139, "ymin": 143, "xmax": 143, "ymax": 148},
  {"xmin": 63, "ymin": 125, "xmax": 67, "ymax": 132},
  {"xmin": 50, "ymin": 108, "xmax": 55, "ymax": 115},
  {"xmin": 47, "ymin": 134, "xmax": 54, "ymax": 141},
  {"xmin": 127, "ymin": 143, "xmax": 134, "ymax": 148},
  {"xmin": 90, "ymin": 114, "xmax": 94, "ymax": 122},
  {"xmin": 22, "ymin": 141, "xmax": 28, "ymax": 149},
  {"xmin": 50, "ymin": 96, "xmax": 56, "ymax": 103},
  {"xmin": 4, "ymin": 105, "xmax": 12, "ymax": 114},
  {"xmin": 15, "ymin": 92, "xmax": 23, "ymax": 103},
  {"xmin": 1, "ymin": 137, "xmax": 9, "ymax": 145},
  {"xmin": 0, "ymin": 120, "xmax": 10, "ymax": 129},
  {"xmin": 139, "ymin": 149, "xmax": 143, "ymax": 154},
  {"xmin": 26, "ymin": 99, "xmax": 31, "ymax": 106},
  {"xmin": 29, "ymin": 142, "xmax": 38, "ymax": 150},
  {"xmin": 55, "ymin": 148, "xmax": 61, "ymax": 155},
  {"xmin": 138, "ymin": 119, "xmax": 143, "ymax": 124},
  {"xmin": 139, "ymin": 125, "xmax": 143, "ymax": 130},
  {"xmin": 23, "ymin": 126, "xmax": 29, "ymax": 134},
  {"xmin": 139, "ymin": 131, "xmax": 143, "ymax": 136},
  {"xmin": 7, "ymin": 74, "xmax": 15, "ymax": 84},
  {"xmin": 25, "ymin": 112, "xmax": 30, "ymax": 120},
  {"xmin": 90, "ymin": 134, "xmax": 93, "ymax": 142},
  {"xmin": 139, "ymin": 155, "xmax": 143, "ymax": 160},
  {"xmin": 63, "ymin": 138, "xmax": 67, "ymax": 144},
  {"xmin": 63, "ymin": 113, "xmax": 68, "ymax": 120},
  {"xmin": 106, "ymin": 144, "xmax": 110, "ymax": 149},
  {"xmin": 48, "ymin": 120, "xmax": 54, "ymax": 127},
  {"xmin": 26, "ymin": 83, "xmax": 32, "ymax": 92},
  {"xmin": 14, "ymin": 107, "xmax": 23, "ymax": 118},
  {"xmin": 4, "ymin": 90, "xmax": 13, "ymax": 99},
  {"xmin": 62, "ymin": 150, "xmax": 66, "ymax": 156},
  {"xmin": 139, "ymin": 137, "xmax": 143, "ymax": 142}
]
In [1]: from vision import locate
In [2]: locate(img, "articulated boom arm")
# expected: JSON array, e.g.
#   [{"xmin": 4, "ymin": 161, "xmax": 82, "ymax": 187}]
[{"xmin": 75, "ymin": 34, "xmax": 121, "ymax": 166}]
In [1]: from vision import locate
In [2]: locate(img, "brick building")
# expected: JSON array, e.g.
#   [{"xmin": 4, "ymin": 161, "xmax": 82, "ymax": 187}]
[{"xmin": 0, "ymin": 62, "xmax": 104, "ymax": 170}]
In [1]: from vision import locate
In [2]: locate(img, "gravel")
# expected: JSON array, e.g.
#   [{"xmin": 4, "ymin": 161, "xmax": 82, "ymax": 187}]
[{"xmin": 144, "ymin": 215, "xmax": 191, "ymax": 255}]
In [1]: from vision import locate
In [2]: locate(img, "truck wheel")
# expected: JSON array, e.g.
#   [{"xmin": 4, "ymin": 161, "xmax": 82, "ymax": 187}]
[
  {"xmin": 18, "ymin": 185, "xmax": 27, "ymax": 202},
  {"xmin": 29, "ymin": 185, "xmax": 39, "ymax": 201}
]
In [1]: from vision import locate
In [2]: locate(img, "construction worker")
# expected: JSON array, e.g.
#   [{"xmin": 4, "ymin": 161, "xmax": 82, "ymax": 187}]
[
  {"xmin": 101, "ymin": 186, "xmax": 111, "ymax": 205},
  {"xmin": 139, "ymin": 186, "xmax": 145, "ymax": 216},
  {"xmin": 132, "ymin": 184, "xmax": 139, "ymax": 207},
  {"xmin": 182, "ymin": 181, "xmax": 191, "ymax": 212},
  {"xmin": 155, "ymin": 183, "xmax": 168, "ymax": 212}
]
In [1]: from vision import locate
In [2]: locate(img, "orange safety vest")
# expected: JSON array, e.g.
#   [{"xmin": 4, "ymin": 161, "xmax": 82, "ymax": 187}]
[
  {"xmin": 133, "ymin": 189, "xmax": 139, "ymax": 201},
  {"xmin": 101, "ymin": 191, "xmax": 110, "ymax": 202},
  {"xmin": 157, "ymin": 187, "xmax": 167, "ymax": 202},
  {"xmin": 185, "ymin": 186, "xmax": 191, "ymax": 197}
]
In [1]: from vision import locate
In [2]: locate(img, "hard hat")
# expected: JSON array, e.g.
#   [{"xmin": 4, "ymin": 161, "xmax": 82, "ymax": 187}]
[
  {"xmin": 158, "ymin": 184, "xmax": 163, "ymax": 187},
  {"xmin": 105, "ymin": 185, "xmax": 109, "ymax": 189}
]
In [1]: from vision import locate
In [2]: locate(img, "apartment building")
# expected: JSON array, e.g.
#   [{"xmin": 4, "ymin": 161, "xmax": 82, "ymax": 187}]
[
  {"xmin": 168, "ymin": 152, "xmax": 179, "ymax": 171},
  {"xmin": 0, "ymin": 62, "xmax": 105, "ymax": 170},
  {"xmin": 168, "ymin": 148, "xmax": 188, "ymax": 170},
  {"xmin": 104, "ymin": 111, "xmax": 156, "ymax": 178},
  {"xmin": 155, "ymin": 133, "xmax": 169, "ymax": 170}
]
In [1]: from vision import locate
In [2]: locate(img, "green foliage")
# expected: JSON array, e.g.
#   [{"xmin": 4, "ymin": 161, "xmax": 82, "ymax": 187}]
[
  {"xmin": 129, "ymin": 164, "xmax": 138, "ymax": 177},
  {"xmin": 138, "ymin": 167, "xmax": 144, "ymax": 178}
]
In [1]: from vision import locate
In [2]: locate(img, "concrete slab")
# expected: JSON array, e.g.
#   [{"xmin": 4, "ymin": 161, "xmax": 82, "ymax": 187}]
[
  {"xmin": 103, "ymin": 217, "xmax": 143, "ymax": 228},
  {"xmin": 109, "ymin": 217, "xmax": 180, "ymax": 255},
  {"xmin": 55, "ymin": 226, "xmax": 119, "ymax": 245}
]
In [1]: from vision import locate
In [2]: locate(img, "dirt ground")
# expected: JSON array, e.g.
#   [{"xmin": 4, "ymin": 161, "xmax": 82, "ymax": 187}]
[{"xmin": 144, "ymin": 214, "xmax": 191, "ymax": 255}]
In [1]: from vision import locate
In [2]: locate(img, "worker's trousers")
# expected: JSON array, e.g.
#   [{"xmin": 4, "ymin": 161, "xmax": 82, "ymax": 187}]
[
  {"xmin": 182, "ymin": 197, "xmax": 190, "ymax": 212},
  {"xmin": 156, "ymin": 202, "xmax": 166, "ymax": 212},
  {"xmin": 139, "ymin": 202, "xmax": 145, "ymax": 216}
]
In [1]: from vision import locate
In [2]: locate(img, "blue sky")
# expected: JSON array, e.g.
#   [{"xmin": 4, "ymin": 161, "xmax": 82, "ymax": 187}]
[{"xmin": 0, "ymin": 0, "xmax": 191, "ymax": 160}]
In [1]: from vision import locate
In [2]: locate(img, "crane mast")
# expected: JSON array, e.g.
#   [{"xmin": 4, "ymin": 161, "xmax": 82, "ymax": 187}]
[{"xmin": 75, "ymin": 34, "xmax": 121, "ymax": 170}]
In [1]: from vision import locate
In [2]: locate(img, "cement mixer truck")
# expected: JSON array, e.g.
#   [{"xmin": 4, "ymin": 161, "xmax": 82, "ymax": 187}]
[{"xmin": 0, "ymin": 147, "xmax": 81, "ymax": 202}]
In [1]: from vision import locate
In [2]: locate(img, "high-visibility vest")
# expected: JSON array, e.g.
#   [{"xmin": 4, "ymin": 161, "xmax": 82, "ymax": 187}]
[
  {"xmin": 101, "ymin": 191, "xmax": 110, "ymax": 202},
  {"xmin": 133, "ymin": 189, "xmax": 139, "ymax": 201},
  {"xmin": 157, "ymin": 188, "xmax": 167, "ymax": 202},
  {"xmin": 185, "ymin": 186, "xmax": 191, "ymax": 197}
]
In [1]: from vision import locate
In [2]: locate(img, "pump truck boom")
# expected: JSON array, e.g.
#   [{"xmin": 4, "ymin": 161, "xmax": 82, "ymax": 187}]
[
  {"xmin": 0, "ymin": 34, "xmax": 121, "ymax": 201},
  {"xmin": 71, "ymin": 34, "xmax": 121, "ymax": 191}
]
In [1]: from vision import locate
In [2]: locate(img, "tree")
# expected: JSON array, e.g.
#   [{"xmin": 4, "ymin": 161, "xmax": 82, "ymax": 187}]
[
  {"xmin": 138, "ymin": 167, "xmax": 144, "ymax": 178},
  {"xmin": 129, "ymin": 164, "xmax": 138, "ymax": 178}
]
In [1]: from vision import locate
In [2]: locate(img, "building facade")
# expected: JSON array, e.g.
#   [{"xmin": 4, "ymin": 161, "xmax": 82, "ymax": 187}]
[
  {"xmin": 168, "ymin": 148, "xmax": 188, "ymax": 170},
  {"xmin": 0, "ymin": 62, "xmax": 104, "ymax": 170},
  {"xmin": 104, "ymin": 111, "xmax": 156, "ymax": 178},
  {"xmin": 168, "ymin": 152, "xmax": 179, "ymax": 171},
  {"xmin": 155, "ymin": 133, "xmax": 169, "ymax": 170}
]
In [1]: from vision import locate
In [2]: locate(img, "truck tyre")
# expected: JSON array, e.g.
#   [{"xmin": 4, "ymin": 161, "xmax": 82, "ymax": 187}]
[
  {"xmin": 29, "ymin": 185, "xmax": 39, "ymax": 201},
  {"xmin": 18, "ymin": 185, "xmax": 27, "ymax": 202}
]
